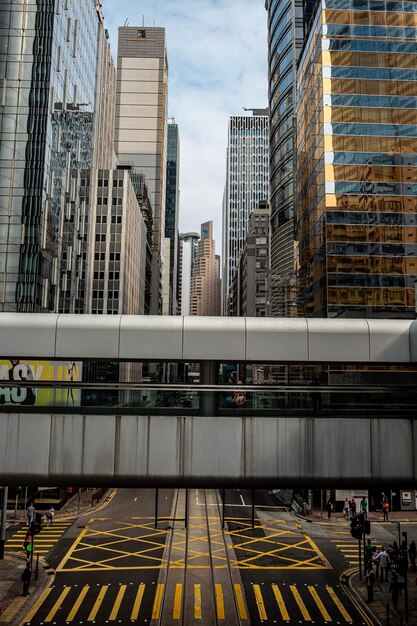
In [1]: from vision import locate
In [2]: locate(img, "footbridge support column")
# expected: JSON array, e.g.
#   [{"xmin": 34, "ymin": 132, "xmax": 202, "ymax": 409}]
[{"xmin": 199, "ymin": 360, "xmax": 217, "ymax": 417}]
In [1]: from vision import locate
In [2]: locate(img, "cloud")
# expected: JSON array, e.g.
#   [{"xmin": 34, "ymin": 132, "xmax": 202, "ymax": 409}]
[{"xmin": 101, "ymin": 0, "xmax": 268, "ymax": 251}]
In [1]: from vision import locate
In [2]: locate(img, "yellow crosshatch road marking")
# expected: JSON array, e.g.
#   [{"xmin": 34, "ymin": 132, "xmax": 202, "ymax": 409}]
[{"xmin": 57, "ymin": 516, "xmax": 330, "ymax": 571}]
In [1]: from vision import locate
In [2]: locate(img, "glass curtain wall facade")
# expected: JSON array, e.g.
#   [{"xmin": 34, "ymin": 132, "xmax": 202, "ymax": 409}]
[
  {"xmin": 0, "ymin": 1, "xmax": 100, "ymax": 312},
  {"xmin": 296, "ymin": 0, "xmax": 417, "ymax": 317},
  {"xmin": 222, "ymin": 112, "xmax": 269, "ymax": 314},
  {"xmin": 266, "ymin": 0, "xmax": 304, "ymax": 315},
  {"xmin": 164, "ymin": 119, "xmax": 180, "ymax": 314}
]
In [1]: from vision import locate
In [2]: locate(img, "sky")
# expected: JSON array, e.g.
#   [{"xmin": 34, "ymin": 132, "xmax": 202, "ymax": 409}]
[{"xmin": 101, "ymin": 0, "xmax": 268, "ymax": 251}]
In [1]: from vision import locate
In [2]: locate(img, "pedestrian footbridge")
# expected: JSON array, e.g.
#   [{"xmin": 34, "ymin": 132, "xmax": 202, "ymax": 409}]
[{"xmin": 0, "ymin": 314, "xmax": 416, "ymax": 487}]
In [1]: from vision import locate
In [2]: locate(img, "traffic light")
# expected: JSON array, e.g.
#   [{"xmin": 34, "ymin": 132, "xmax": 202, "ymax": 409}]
[
  {"xmin": 350, "ymin": 516, "xmax": 363, "ymax": 540},
  {"xmin": 364, "ymin": 520, "xmax": 371, "ymax": 535},
  {"xmin": 30, "ymin": 512, "xmax": 43, "ymax": 535}
]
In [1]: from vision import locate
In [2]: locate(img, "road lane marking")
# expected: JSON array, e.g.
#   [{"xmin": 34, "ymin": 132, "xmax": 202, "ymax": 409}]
[
  {"xmin": 152, "ymin": 583, "xmax": 164, "ymax": 619},
  {"xmin": 308, "ymin": 585, "xmax": 332, "ymax": 621},
  {"xmin": 326, "ymin": 586, "xmax": 353, "ymax": 622},
  {"xmin": 173, "ymin": 584, "xmax": 182, "ymax": 619},
  {"xmin": 66, "ymin": 585, "xmax": 89, "ymax": 621},
  {"xmin": 21, "ymin": 587, "xmax": 52, "ymax": 623},
  {"xmin": 194, "ymin": 584, "xmax": 202, "ymax": 619},
  {"xmin": 272, "ymin": 583, "xmax": 290, "ymax": 620},
  {"xmin": 87, "ymin": 585, "xmax": 108, "ymax": 621},
  {"xmin": 234, "ymin": 583, "xmax": 248, "ymax": 620},
  {"xmin": 253, "ymin": 584, "xmax": 267, "ymax": 620},
  {"xmin": 44, "ymin": 586, "xmax": 71, "ymax": 622},
  {"xmin": 215, "ymin": 583, "xmax": 225, "ymax": 619},
  {"xmin": 131, "ymin": 583, "xmax": 145, "ymax": 620},
  {"xmin": 290, "ymin": 585, "xmax": 312, "ymax": 621},
  {"xmin": 109, "ymin": 584, "xmax": 127, "ymax": 620}
]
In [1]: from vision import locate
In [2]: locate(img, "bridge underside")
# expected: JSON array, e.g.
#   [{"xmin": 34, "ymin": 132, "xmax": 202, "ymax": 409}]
[{"xmin": 1, "ymin": 413, "xmax": 415, "ymax": 488}]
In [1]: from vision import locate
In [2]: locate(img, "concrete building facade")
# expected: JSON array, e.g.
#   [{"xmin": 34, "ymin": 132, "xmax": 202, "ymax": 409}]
[
  {"xmin": 222, "ymin": 111, "xmax": 269, "ymax": 314},
  {"xmin": 114, "ymin": 27, "xmax": 168, "ymax": 314}
]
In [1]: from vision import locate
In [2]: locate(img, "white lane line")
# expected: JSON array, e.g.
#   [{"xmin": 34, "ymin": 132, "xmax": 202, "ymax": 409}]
[{"xmin": 240, "ymin": 494, "xmax": 246, "ymax": 506}]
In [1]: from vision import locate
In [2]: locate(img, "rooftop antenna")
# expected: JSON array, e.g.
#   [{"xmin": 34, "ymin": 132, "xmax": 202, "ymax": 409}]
[
  {"xmin": 143, "ymin": 14, "xmax": 145, "ymax": 27},
  {"xmin": 123, "ymin": 18, "xmax": 129, "ymax": 26}
]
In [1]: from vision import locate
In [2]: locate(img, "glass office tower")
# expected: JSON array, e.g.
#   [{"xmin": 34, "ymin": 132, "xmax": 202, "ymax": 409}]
[
  {"xmin": 265, "ymin": 0, "xmax": 303, "ymax": 314},
  {"xmin": 0, "ymin": 1, "xmax": 101, "ymax": 312},
  {"xmin": 296, "ymin": 0, "xmax": 417, "ymax": 318},
  {"xmin": 164, "ymin": 119, "xmax": 180, "ymax": 314}
]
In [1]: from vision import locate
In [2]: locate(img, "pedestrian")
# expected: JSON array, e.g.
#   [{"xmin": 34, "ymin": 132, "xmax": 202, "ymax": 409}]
[
  {"xmin": 326, "ymin": 499, "xmax": 333, "ymax": 520},
  {"xmin": 376, "ymin": 546, "xmax": 390, "ymax": 581},
  {"xmin": 383, "ymin": 499, "xmax": 390, "ymax": 521},
  {"xmin": 365, "ymin": 539, "xmax": 373, "ymax": 569},
  {"xmin": 350, "ymin": 498, "xmax": 357, "ymax": 517},
  {"xmin": 366, "ymin": 566, "xmax": 375, "ymax": 603},
  {"xmin": 27, "ymin": 503, "xmax": 35, "ymax": 526},
  {"xmin": 409, "ymin": 540, "xmax": 417, "ymax": 570},
  {"xmin": 343, "ymin": 497, "xmax": 349, "ymax": 520},
  {"xmin": 360, "ymin": 496, "xmax": 368, "ymax": 519},
  {"xmin": 373, "ymin": 547, "xmax": 381, "ymax": 580},
  {"xmin": 45, "ymin": 507, "xmax": 55, "ymax": 526},
  {"xmin": 389, "ymin": 573, "xmax": 401, "ymax": 610},
  {"xmin": 21, "ymin": 562, "xmax": 31, "ymax": 596},
  {"xmin": 22, "ymin": 532, "xmax": 32, "ymax": 559}
]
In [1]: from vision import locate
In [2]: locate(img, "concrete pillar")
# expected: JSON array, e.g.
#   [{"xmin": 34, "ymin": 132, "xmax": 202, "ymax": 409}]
[{"xmin": 199, "ymin": 360, "xmax": 217, "ymax": 416}]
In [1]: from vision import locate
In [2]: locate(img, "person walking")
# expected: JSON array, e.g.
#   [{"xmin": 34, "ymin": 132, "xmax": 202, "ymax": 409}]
[
  {"xmin": 389, "ymin": 573, "xmax": 401, "ymax": 610},
  {"xmin": 409, "ymin": 540, "xmax": 417, "ymax": 570},
  {"xmin": 366, "ymin": 566, "xmax": 375, "ymax": 603},
  {"xmin": 343, "ymin": 497, "xmax": 349, "ymax": 520},
  {"xmin": 326, "ymin": 499, "xmax": 333, "ymax": 521},
  {"xmin": 376, "ymin": 547, "xmax": 390, "ymax": 581},
  {"xmin": 45, "ymin": 507, "xmax": 55, "ymax": 526},
  {"xmin": 383, "ymin": 499, "xmax": 390, "ymax": 521},
  {"xmin": 22, "ymin": 532, "xmax": 32, "ymax": 559},
  {"xmin": 365, "ymin": 539, "xmax": 373, "ymax": 569},
  {"xmin": 373, "ymin": 547, "xmax": 381, "ymax": 580},
  {"xmin": 27, "ymin": 503, "xmax": 34, "ymax": 526},
  {"xmin": 21, "ymin": 562, "xmax": 31, "ymax": 596},
  {"xmin": 350, "ymin": 498, "xmax": 357, "ymax": 517},
  {"xmin": 360, "ymin": 496, "xmax": 368, "ymax": 519}
]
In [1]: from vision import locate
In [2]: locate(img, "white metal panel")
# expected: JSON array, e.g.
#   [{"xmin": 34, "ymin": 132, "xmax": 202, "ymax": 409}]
[
  {"xmin": 367, "ymin": 319, "xmax": 412, "ymax": 362},
  {"xmin": 312, "ymin": 418, "xmax": 371, "ymax": 479},
  {"xmin": 147, "ymin": 416, "xmax": 182, "ymax": 479},
  {"xmin": 114, "ymin": 416, "xmax": 150, "ymax": 478},
  {"xmin": 183, "ymin": 317, "xmax": 246, "ymax": 361},
  {"xmin": 371, "ymin": 419, "xmax": 413, "ymax": 482},
  {"xmin": 246, "ymin": 318, "xmax": 308, "ymax": 361},
  {"xmin": 0, "ymin": 414, "xmax": 51, "ymax": 481},
  {"xmin": 81, "ymin": 415, "xmax": 116, "ymax": 479},
  {"xmin": 307, "ymin": 318, "xmax": 370, "ymax": 361},
  {"xmin": 49, "ymin": 415, "xmax": 85, "ymax": 478},
  {"xmin": 55, "ymin": 315, "xmax": 121, "ymax": 359},
  {"xmin": 119, "ymin": 316, "xmax": 183, "ymax": 360},
  {"xmin": 0, "ymin": 313, "xmax": 58, "ymax": 359}
]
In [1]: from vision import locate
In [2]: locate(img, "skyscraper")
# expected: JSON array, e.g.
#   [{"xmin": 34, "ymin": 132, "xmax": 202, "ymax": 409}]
[
  {"xmin": 164, "ymin": 119, "xmax": 180, "ymax": 315},
  {"xmin": 191, "ymin": 222, "xmax": 221, "ymax": 316},
  {"xmin": 295, "ymin": 0, "xmax": 417, "ymax": 318},
  {"xmin": 222, "ymin": 111, "xmax": 269, "ymax": 314},
  {"xmin": 265, "ymin": 0, "xmax": 304, "ymax": 316},
  {"xmin": 178, "ymin": 232, "xmax": 200, "ymax": 315},
  {"xmin": 115, "ymin": 27, "xmax": 168, "ymax": 314},
  {"xmin": 0, "ymin": 1, "xmax": 104, "ymax": 313}
]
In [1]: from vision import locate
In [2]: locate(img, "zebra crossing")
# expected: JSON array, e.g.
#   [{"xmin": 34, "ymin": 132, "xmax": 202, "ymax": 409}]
[
  {"xmin": 22, "ymin": 580, "xmax": 356, "ymax": 624},
  {"xmin": 6, "ymin": 520, "xmax": 73, "ymax": 555},
  {"xmin": 331, "ymin": 531, "xmax": 374, "ymax": 566}
]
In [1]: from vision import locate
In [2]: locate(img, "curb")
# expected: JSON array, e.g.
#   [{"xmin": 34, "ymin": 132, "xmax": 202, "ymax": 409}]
[{"xmin": 346, "ymin": 568, "xmax": 383, "ymax": 626}]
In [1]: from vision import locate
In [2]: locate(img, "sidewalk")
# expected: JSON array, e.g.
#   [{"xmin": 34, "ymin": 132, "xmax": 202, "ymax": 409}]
[{"xmin": 0, "ymin": 488, "xmax": 113, "ymax": 625}]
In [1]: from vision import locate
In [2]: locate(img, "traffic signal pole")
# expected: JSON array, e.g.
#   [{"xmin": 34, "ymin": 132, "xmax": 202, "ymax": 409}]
[
  {"xmin": 358, "ymin": 536, "xmax": 362, "ymax": 580},
  {"xmin": 0, "ymin": 486, "xmax": 8, "ymax": 559}
]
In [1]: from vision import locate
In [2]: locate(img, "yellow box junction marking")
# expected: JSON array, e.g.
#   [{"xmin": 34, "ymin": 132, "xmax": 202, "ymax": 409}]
[
  {"xmin": 272, "ymin": 583, "xmax": 290, "ymax": 620},
  {"xmin": 109, "ymin": 584, "xmax": 127, "ymax": 620},
  {"xmin": 87, "ymin": 585, "xmax": 108, "ymax": 621},
  {"xmin": 308, "ymin": 585, "xmax": 332, "ymax": 621},
  {"xmin": 290, "ymin": 585, "xmax": 312, "ymax": 621},
  {"xmin": 253, "ymin": 584, "xmax": 267, "ymax": 620},
  {"xmin": 194, "ymin": 584, "xmax": 202, "ymax": 619},
  {"xmin": 66, "ymin": 585, "xmax": 89, "ymax": 621},
  {"xmin": 131, "ymin": 583, "xmax": 145, "ymax": 620},
  {"xmin": 173, "ymin": 583, "xmax": 182, "ymax": 619},
  {"xmin": 327, "ymin": 585, "xmax": 353, "ymax": 622},
  {"xmin": 234, "ymin": 583, "xmax": 248, "ymax": 620},
  {"xmin": 44, "ymin": 586, "xmax": 71, "ymax": 622},
  {"xmin": 152, "ymin": 583, "xmax": 164, "ymax": 619},
  {"xmin": 215, "ymin": 583, "xmax": 225, "ymax": 619}
]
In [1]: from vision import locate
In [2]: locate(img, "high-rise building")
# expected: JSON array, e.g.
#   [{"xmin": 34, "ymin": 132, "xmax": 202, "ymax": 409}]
[
  {"xmin": 115, "ymin": 27, "xmax": 168, "ymax": 314},
  {"xmin": 265, "ymin": 0, "xmax": 304, "ymax": 316},
  {"xmin": 191, "ymin": 222, "xmax": 221, "ymax": 316},
  {"xmin": 295, "ymin": 0, "xmax": 417, "ymax": 318},
  {"xmin": 164, "ymin": 119, "xmax": 180, "ymax": 315},
  {"xmin": 0, "ymin": 1, "xmax": 104, "ymax": 313},
  {"xmin": 178, "ymin": 232, "xmax": 200, "ymax": 315},
  {"xmin": 229, "ymin": 202, "xmax": 269, "ymax": 317},
  {"xmin": 222, "ymin": 111, "xmax": 269, "ymax": 314}
]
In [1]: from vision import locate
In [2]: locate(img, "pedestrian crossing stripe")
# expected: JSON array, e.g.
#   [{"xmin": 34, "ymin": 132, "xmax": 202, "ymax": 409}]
[
  {"xmin": 6, "ymin": 521, "xmax": 73, "ymax": 554},
  {"xmin": 22, "ymin": 581, "xmax": 355, "ymax": 624}
]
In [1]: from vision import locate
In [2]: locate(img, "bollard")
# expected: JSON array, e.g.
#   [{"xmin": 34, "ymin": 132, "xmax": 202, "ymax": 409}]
[{"xmin": 35, "ymin": 553, "xmax": 39, "ymax": 581}]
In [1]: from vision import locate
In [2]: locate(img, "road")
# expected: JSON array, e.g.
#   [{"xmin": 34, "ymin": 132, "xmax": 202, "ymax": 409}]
[{"xmin": 20, "ymin": 488, "xmax": 372, "ymax": 625}]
